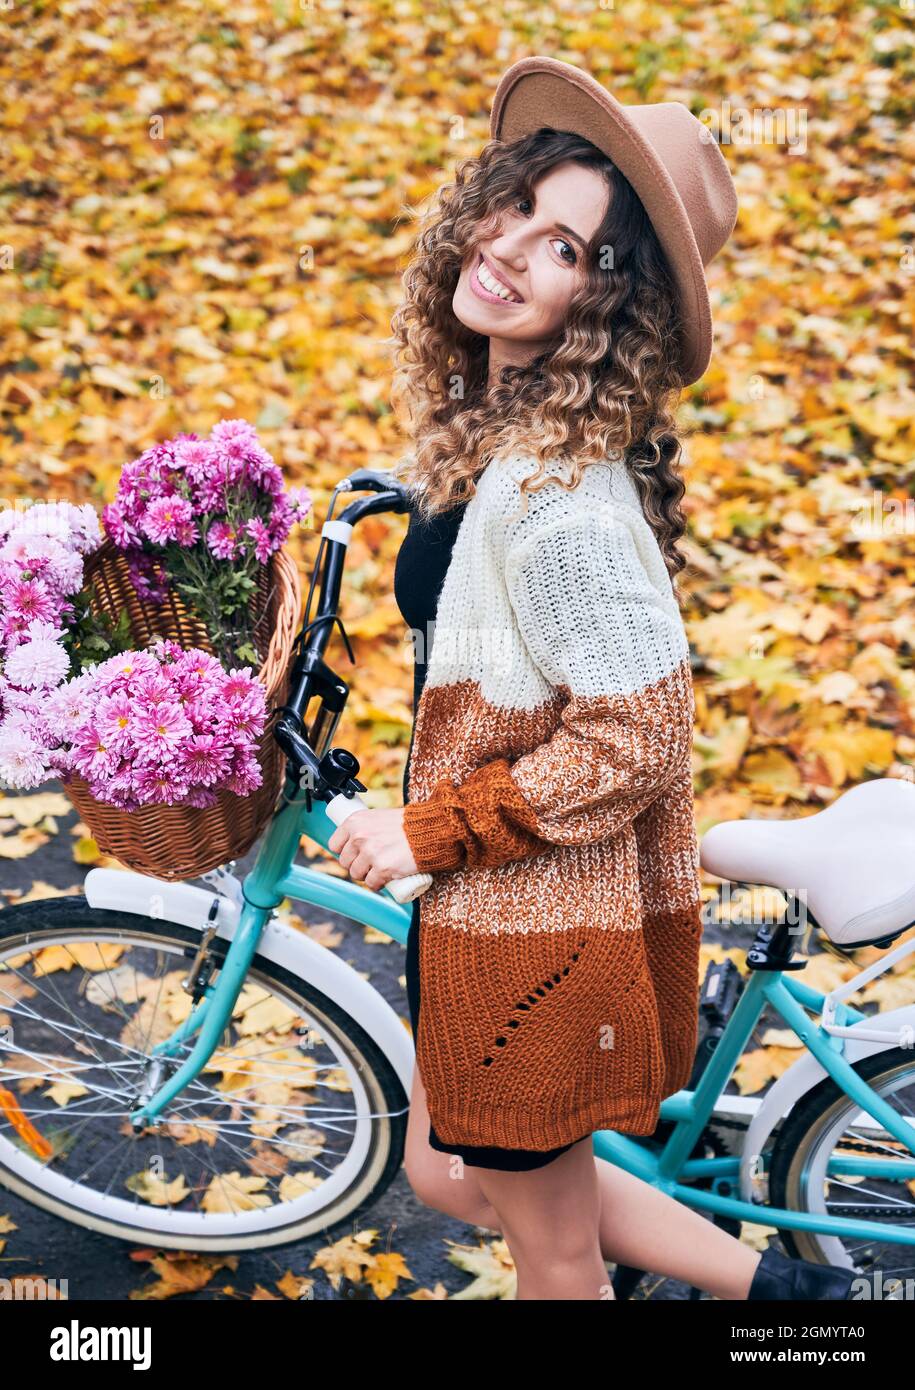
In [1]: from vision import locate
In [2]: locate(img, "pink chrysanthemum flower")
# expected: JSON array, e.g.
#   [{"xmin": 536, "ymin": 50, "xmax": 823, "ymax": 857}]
[
  {"xmin": 3, "ymin": 577, "xmax": 57, "ymax": 626},
  {"xmin": 173, "ymin": 516, "xmax": 199, "ymax": 547},
  {"xmin": 95, "ymin": 691, "xmax": 134, "ymax": 753},
  {"xmin": 45, "ymin": 743, "xmax": 76, "ymax": 779},
  {"xmin": 176, "ymin": 647, "xmax": 224, "ymax": 683},
  {"xmin": 70, "ymin": 727, "xmax": 121, "ymax": 782},
  {"xmin": 90, "ymin": 650, "xmax": 159, "ymax": 692},
  {"xmin": 0, "ymin": 699, "xmax": 37, "ymax": 728},
  {"xmin": 47, "ymin": 672, "xmax": 97, "ymax": 738},
  {"xmin": 238, "ymin": 443, "xmax": 275, "ymax": 489},
  {"xmin": 22, "ymin": 617, "xmax": 66, "ymax": 645},
  {"xmin": 0, "ymin": 724, "xmax": 51, "ymax": 789},
  {"xmin": 102, "ymin": 502, "xmax": 143, "ymax": 549},
  {"xmin": 133, "ymin": 763, "xmax": 190, "ymax": 806},
  {"xmin": 206, "ymin": 519, "xmax": 240, "ymax": 560},
  {"xmin": 287, "ymin": 485, "xmax": 312, "ymax": 520},
  {"xmin": 131, "ymin": 671, "xmax": 175, "ymax": 707},
  {"xmin": 244, "ymin": 516, "xmax": 273, "ymax": 564},
  {"xmin": 225, "ymin": 753, "xmax": 262, "ymax": 796},
  {"xmin": 101, "ymin": 786, "xmax": 142, "ymax": 811},
  {"xmin": 223, "ymin": 699, "xmax": 266, "ymax": 742},
  {"xmin": 0, "ymin": 499, "xmax": 107, "ymax": 790},
  {"xmin": 3, "ymin": 636, "xmax": 70, "ymax": 691},
  {"xmin": 131, "ymin": 700, "xmax": 193, "ymax": 762},
  {"xmin": 258, "ymin": 461, "xmax": 285, "ymax": 497},
  {"xmin": 182, "ymin": 692, "xmax": 221, "ymax": 732},
  {"xmin": 4, "ymin": 500, "xmax": 99, "ymax": 553},
  {"xmin": 181, "ymin": 734, "xmax": 234, "ymax": 786},
  {"xmin": 184, "ymin": 785, "xmax": 219, "ymax": 809},
  {"xmin": 172, "ymin": 439, "xmax": 216, "ymax": 479},
  {"xmin": 9, "ymin": 537, "xmax": 84, "ymax": 595},
  {"xmin": 141, "ymin": 494, "xmax": 196, "ymax": 546},
  {"xmin": 222, "ymin": 668, "xmax": 259, "ymax": 702},
  {"xmin": 0, "ymin": 532, "xmax": 39, "ymax": 566},
  {"xmin": 68, "ymin": 502, "xmax": 102, "ymax": 554},
  {"xmin": 210, "ymin": 418, "xmax": 258, "ymax": 448},
  {"xmin": 211, "ymin": 437, "xmax": 250, "ymax": 486},
  {"xmin": 100, "ymin": 759, "xmax": 142, "ymax": 809}
]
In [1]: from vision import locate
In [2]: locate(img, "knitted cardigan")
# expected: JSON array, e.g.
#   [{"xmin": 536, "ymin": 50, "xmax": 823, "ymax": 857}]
[{"xmin": 400, "ymin": 450, "xmax": 703, "ymax": 1153}]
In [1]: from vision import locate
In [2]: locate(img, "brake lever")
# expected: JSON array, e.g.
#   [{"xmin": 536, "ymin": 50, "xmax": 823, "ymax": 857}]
[
  {"xmin": 274, "ymin": 724, "xmax": 431, "ymax": 905},
  {"xmin": 339, "ymin": 469, "xmax": 411, "ymax": 513},
  {"xmin": 340, "ymin": 468, "xmax": 398, "ymax": 493}
]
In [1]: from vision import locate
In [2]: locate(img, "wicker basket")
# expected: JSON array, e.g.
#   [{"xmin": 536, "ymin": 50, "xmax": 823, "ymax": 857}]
[{"xmin": 61, "ymin": 538, "xmax": 302, "ymax": 882}]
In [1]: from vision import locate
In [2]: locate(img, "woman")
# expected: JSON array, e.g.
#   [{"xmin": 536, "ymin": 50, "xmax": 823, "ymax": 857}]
[{"xmin": 328, "ymin": 57, "xmax": 862, "ymax": 1302}]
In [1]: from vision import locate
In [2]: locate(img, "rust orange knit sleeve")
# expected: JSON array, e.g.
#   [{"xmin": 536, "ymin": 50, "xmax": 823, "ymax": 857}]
[
  {"xmin": 402, "ymin": 506, "xmax": 695, "ymax": 875},
  {"xmin": 402, "ymin": 757, "xmax": 563, "ymax": 873}
]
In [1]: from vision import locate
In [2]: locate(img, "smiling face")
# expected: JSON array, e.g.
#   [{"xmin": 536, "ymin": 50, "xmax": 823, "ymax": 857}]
[{"xmin": 452, "ymin": 159, "xmax": 611, "ymax": 378}]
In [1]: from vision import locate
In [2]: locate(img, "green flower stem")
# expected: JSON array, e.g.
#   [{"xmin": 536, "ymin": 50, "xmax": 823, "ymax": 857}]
[{"xmin": 163, "ymin": 523, "xmax": 263, "ymax": 668}]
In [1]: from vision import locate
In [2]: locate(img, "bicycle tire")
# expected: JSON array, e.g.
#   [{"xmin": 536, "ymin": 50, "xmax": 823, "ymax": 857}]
[
  {"xmin": 0, "ymin": 897, "xmax": 409, "ymax": 1252},
  {"xmin": 768, "ymin": 1046, "xmax": 915, "ymax": 1269}
]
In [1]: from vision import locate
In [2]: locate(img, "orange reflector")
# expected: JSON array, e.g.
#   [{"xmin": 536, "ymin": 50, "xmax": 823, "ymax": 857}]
[{"xmin": 0, "ymin": 1085, "xmax": 53, "ymax": 1160}]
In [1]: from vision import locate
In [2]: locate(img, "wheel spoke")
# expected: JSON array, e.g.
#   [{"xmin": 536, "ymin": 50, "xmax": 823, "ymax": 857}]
[{"xmin": 0, "ymin": 915, "xmax": 404, "ymax": 1244}]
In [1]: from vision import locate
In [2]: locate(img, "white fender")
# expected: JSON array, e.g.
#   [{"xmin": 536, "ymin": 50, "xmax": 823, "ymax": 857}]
[
  {"xmin": 739, "ymin": 1003, "xmax": 915, "ymax": 1203},
  {"xmin": 83, "ymin": 868, "xmax": 415, "ymax": 1099}
]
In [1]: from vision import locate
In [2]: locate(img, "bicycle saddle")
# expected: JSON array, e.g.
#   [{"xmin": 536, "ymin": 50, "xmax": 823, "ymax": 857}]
[{"xmin": 699, "ymin": 777, "xmax": 915, "ymax": 948}]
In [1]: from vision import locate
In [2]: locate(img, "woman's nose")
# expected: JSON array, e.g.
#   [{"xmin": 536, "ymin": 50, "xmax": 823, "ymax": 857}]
[{"xmin": 488, "ymin": 235, "xmax": 526, "ymax": 268}]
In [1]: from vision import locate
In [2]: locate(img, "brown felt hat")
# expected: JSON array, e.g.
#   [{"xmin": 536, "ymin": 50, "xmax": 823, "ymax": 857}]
[{"xmin": 490, "ymin": 56, "xmax": 739, "ymax": 387}]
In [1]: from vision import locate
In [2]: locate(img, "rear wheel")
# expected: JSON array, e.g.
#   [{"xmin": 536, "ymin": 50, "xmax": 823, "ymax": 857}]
[
  {"xmin": 768, "ymin": 1047, "xmax": 915, "ymax": 1289},
  {"xmin": 0, "ymin": 897, "xmax": 408, "ymax": 1251}
]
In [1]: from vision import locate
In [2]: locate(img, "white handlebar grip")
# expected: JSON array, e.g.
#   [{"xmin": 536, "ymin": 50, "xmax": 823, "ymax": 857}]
[{"xmin": 324, "ymin": 792, "xmax": 433, "ymax": 904}]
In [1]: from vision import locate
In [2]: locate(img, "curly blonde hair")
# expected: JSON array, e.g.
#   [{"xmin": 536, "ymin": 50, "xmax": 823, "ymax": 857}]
[{"xmin": 387, "ymin": 127, "xmax": 694, "ymax": 582}]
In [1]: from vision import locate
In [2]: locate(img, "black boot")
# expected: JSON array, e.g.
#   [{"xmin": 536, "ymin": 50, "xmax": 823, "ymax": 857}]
[{"xmin": 747, "ymin": 1245, "xmax": 858, "ymax": 1300}]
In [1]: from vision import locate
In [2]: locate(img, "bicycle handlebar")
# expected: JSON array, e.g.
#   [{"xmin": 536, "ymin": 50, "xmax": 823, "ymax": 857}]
[
  {"xmin": 273, "ymin": 469, "xmax": 433, "ymax": 905},
  {"xmin": 323, "ymin": 789, "xmax": 432, "ymax": 905}
]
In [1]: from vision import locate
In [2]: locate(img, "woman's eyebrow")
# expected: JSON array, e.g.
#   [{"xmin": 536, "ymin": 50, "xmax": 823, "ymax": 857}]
[
  {"xmin": 554, "ymin": 222, "xmax": 588, "ymax": 251},
  {"xmin": 519, "ymin": 193, "xmax": 588, "ymax": 252}
]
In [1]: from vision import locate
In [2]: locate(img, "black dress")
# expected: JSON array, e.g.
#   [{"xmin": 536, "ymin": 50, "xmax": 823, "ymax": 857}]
[{"xmin": 394, "ymin": 495, "xmax": 575, "ymax": 1171}]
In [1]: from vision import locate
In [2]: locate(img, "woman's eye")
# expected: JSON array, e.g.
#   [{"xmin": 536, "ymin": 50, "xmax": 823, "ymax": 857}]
[{"xmin": 511, "ymin": 201, "xmax": 576, "ymax": 265}]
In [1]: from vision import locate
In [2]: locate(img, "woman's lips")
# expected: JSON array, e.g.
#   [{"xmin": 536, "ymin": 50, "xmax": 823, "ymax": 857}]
[{"xmin": 469, "ymin": 251, "xmax": 524, "ymax": 306}]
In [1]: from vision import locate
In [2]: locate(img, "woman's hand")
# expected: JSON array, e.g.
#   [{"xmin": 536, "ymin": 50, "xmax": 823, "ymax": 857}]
[{"xmin": 327, "ymin": 807, "xmax": 421, "ymax": 892}]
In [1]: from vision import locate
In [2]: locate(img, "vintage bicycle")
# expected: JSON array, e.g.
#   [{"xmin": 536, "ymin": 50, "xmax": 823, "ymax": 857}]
[{"xmin": 1, "ymin": 469, "xmax": 915, "ymax": 1299}]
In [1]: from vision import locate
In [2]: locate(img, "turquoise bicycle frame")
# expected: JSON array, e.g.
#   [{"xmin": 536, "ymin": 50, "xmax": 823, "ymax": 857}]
[
  {"xmin": 130, "ymin": 780, "xmax": 915, "ymax": 1249},
  {"xmin": 130, "ymin": 786, "xmax": 412, "ymax": 1125}
]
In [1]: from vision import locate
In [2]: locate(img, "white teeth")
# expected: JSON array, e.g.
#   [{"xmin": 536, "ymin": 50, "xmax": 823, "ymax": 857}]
[{"xmin": 477, "ymin": 260, "xmax": 519, "ymax": 302}]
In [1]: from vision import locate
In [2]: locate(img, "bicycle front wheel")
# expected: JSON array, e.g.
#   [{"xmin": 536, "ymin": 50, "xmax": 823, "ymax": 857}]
[{"xmin": 0, "ymin": 897, "xmax": 408, "ymax": 1251}]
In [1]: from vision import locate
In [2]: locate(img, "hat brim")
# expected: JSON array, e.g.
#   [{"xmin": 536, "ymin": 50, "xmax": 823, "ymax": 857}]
[{"xmin": 490, "ymin": 57, "xmax": 713, "ymax": 387}]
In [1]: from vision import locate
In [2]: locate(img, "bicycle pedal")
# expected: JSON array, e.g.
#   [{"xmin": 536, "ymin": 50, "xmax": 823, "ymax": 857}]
[{"xmin": 700, "ymin": 957, "xmax": 743, "ymax": 1027}]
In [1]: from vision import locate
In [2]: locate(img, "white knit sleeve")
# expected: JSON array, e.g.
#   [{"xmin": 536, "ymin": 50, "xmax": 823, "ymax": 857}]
[
  {"xmin": 500, "ymin": 500, "xmax": 694, "ymax": 847},
  {"xmin": 401, "ymin": 498, "xmax": 696, "ymax": 874}
]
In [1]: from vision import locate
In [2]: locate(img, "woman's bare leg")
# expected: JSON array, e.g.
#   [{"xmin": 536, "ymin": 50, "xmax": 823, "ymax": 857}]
[
  {"xmin": 591, "ymin": 1159, "xmax": 762, "ymax": 1300},
  {"xmin": 403, "ymin": 1060, "xmax": 762, "ymax": 1299},
  {"xmin": 472, "ymin": 1138, "xmax": 610, "ymax": 1300},
  {"xmin": 403, "ymin": 1056, "xmax": 502, "ymax": 1229}
]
